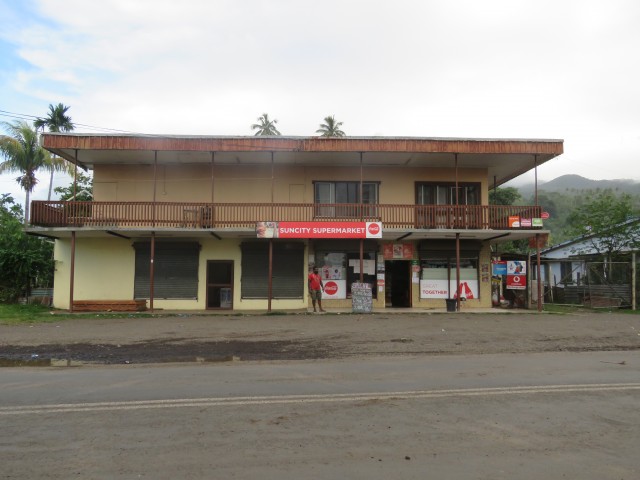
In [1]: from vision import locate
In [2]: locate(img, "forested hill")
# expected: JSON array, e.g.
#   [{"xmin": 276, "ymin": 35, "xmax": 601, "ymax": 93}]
[
  {"xmin": 510, "ymin": 175, "xmax": 640, "ymax": 245},
  {"xmin": 516, "ymin": 174, "xmax": 640, "ymax": 198}
]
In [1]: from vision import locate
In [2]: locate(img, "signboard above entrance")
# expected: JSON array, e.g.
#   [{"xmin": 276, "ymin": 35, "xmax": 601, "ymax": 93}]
[{"xmin": 256, "ymin": 221, "xmax": 383, "ymax": 239}]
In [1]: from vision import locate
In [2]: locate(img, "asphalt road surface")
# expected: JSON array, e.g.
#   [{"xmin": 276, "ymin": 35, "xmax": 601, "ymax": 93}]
[{"xmin": 1, "ymin": 351, "xmax": 639, "ymax": 479}]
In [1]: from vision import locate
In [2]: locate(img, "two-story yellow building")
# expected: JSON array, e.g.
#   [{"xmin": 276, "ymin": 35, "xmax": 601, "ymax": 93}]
[{"xmin": 28, "ymin": 134, "xmax": 563, "ymax": 312}]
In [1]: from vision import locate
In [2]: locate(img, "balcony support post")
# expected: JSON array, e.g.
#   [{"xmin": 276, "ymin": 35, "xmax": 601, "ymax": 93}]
[
  {"xmin": 268, "ymin": 239, "xmax": 273, "ymax": 312},
  {"xmin": 150, "ymin": 232, "xmax": 155, "ymax": 312},
  {"xmin": 73, "ymin": 150, "xmax": 78, "ymax": 201},
  {"xmin": 210, "ymin": 152, "xmax": 215, "ymax": 204},
  {"xmin": 152, "ymin": 152, "xmax": 157, "ymax": 228},
  {"xmin": 455, "ymin": 232, "xmax": 461, "ymax": 312},
  {"xmin": 69, "ymin": 231, "xmax": 76, "ymax": 312},
  {"xmin": 359, "ymin": 152, "xmax": 363, "ymax": 220},
  {"xmin": 536, "ymin": 233, "xmax": 543, "ymax": 312},
  {"xmin": 359, "ymin": 238, "xmax": 364, "ymax": 283},
  {"xmin": 534, "ymin": 154, "xmax": 538, "ymax": 206}
]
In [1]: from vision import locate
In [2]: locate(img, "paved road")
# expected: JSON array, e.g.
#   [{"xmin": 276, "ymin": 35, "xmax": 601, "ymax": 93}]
[{"xmin": 2, "ymin": 351, "xmax": 639, "ymax": 479}]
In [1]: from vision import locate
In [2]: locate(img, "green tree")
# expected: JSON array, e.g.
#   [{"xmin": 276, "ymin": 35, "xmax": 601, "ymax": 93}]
[
  {"xmin": 566, "ymin": 191, "xmax": 640, "ymax": 259},
  {"xmin": 489, "ymin": 187, "xmax": 521, "ymax": 205},
  {"xmin": 251, "ymin": 113, "xmax": 281, "ymax": 136},
  {"xmin": 0, "ymin": 121, "xmax": 66, "ymax": 225},
  {"xmin": 316, "ymin": 115, "xmax": 345, "ymax": 137},
  {"xmin": 54, "ymin": 171, "xmax": 93, "ymax": 201},
  {"xmin": 34, "ymin": 103, "xmax": 75, "ymax": 200},
  {"xmin": 0, "ymin": 194, "xmax": 54, "ymax": 302}
]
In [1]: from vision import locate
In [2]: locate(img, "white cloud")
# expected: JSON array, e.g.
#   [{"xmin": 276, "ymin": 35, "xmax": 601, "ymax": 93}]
[{"xmin": 1, "ymin": 0, "xmax": 639, "ymax": 182}]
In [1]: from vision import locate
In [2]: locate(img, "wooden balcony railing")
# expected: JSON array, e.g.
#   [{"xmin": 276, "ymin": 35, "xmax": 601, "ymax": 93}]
[{"xmin": 29, "ymin": 201, "xmax": 542, "ymax": 230}]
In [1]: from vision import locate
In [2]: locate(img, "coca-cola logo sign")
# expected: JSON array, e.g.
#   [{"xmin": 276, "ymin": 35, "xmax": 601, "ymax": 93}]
[
  {"xmin": 368, "ymin": 223, "xmax": 380, "ymax": 235},
  {"xmin": 324, "ymin": 281, "xmax": 338, "ymax": 295}
]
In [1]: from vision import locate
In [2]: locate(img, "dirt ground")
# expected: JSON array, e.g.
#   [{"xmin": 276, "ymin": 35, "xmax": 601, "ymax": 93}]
[{"xmin": 1, "ymin": 310, "xmax": 640, "ymax": 365}]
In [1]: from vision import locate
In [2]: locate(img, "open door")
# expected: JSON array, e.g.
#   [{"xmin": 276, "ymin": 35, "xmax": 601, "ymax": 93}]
[
  {"xmin": 206, "ymin": 260, "xmax": 233, "ymax": 309},
  {"xmin": 385, "ymin": 260, "xmax": 411, "ymax": 307}
]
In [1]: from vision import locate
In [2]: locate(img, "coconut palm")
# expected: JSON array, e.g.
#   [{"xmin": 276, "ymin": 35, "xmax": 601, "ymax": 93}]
[
  {"xmin": 316, "ymin": 115, "xmax": 345, "ymax": 137},
  {"xmin": 251, "ymin": 113, "xmax": 281, "ymax": 136},
  {"xmin": 0, "ymin": 121, "xmax": 67, "ymax": 225},
  {"xmin": 34, "ymin": 103, "xmax": 75, "ymax": 200}
]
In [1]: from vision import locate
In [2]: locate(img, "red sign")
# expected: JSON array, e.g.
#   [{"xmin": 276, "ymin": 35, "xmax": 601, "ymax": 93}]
[
  {"xmin": 506, "ymin": 274, "xmax": 526, "ymax": 290},
  {"xmin": 508, "ymin": 216, "xmax": 521, "ymax": 228},
  {"xmin": 257, "ymin": 221, "xmax": 382, "ymax": 239},
  {"xmin": 541, "ymin": 211, "xmax": 550, "ymax": 219},
  {"xmin": 324, "ymin": 281, "xmax": 339, "ymax": 295}
]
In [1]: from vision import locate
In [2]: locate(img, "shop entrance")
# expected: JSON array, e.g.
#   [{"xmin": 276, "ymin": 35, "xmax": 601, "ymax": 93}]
[
  {"xmin": 385, "ymin": 260, "xmax": 411, "ymax": 308},
  {"xmin": 206, "ymin": 260, "xmax": 233, "ymax": 309}
]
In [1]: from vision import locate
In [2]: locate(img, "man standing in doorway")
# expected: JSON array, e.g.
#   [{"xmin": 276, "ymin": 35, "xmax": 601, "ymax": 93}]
[{"xmin": 308, "ymin": 267, "xmax": 325, "ymax": 312}]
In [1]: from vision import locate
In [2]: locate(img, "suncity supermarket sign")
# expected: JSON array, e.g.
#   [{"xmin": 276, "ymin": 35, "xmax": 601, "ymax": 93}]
[{"xmin": 256, "ymin": 221, "xmax": 383, "ymax": 239}]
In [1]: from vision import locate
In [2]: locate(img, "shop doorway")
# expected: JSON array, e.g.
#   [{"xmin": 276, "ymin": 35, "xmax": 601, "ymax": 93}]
[
  {"xmin": 385, "ymin": 260, "xmax": 411, "ymax": 308},
  {"xmin": 206, "ymin": 260, "xmax": 233, "ymax": 309}
]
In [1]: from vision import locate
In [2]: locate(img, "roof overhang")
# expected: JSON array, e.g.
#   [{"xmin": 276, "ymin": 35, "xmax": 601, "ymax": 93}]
[{"xmin": 42, "ymin": 134, "xmax": 563, "ymax": 187}]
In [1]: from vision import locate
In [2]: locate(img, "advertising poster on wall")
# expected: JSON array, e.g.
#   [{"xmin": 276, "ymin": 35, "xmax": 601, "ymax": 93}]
[
  {"xmin": 506, "ymin": 275, "xmax": 526, "ymax": 290},
  {"xmin": 383, "ymin": 243, "xmax": 414, "ymax": 259},
  {"xmin": 506, "ymin": 260, "xmax": 527, "ymax": 290},
  {"xmin": 492, "ymin": 261, "xmax": 508, "ymax": 276},
  {"xmin": 419, "ymin": 280, "xmax": 479, "ymax": 299},
  {"xmin": 321, "ymin": 279, "xmax": 347, "ymax": 299}
]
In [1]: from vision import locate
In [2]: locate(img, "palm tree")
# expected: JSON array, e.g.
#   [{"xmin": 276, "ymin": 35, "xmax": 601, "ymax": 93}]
[
  {"xmin": 316, "ymin": 115, "xmax": 345, "ymax": 137},
  {"xmin": 0, "ymin": 121, "xmax": 67, "ymax": 225},
  {"xmin": 34, "ymin": 103, "xmax": 75, "ymax": 200},
  {"xmin": 251, "ymin": 113, "xmax": 281, "ymax": 136}
]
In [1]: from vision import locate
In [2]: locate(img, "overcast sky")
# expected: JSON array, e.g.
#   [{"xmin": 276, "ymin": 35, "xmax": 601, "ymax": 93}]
[{"xmin": 1, "ymin": 0, "xmax": 639, "ymax": 207}]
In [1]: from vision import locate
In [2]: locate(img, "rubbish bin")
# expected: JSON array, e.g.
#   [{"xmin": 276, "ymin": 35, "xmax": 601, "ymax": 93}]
[{"xmin": 445, "ymin": 298, "xmax": 457, "ymax": 312}]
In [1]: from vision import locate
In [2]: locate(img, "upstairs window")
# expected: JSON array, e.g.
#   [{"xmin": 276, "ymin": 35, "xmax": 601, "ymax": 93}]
[
  {"xmin": 416, "ymin": 183, "xmax": 480, "ymax": 205},
  {"xmin": 314, "ymin": 181, "xmax": 379, "ymax": 218}
]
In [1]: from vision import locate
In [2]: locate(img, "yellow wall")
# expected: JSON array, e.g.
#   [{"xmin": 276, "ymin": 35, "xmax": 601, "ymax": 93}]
[
  {"xmin": 53, "ymin": 237, "xmax": 309, "ymax": 311},
  {"xmin": 52, "ymin": 236, "xmax": 493, "ymax": 311},
  {"xmin": 93, "ymin": 164, "xmax": 490, "ymax": 205},
  {"xmin": 53, "ymin": 238, "xmax": 134, "ymax": 309}
]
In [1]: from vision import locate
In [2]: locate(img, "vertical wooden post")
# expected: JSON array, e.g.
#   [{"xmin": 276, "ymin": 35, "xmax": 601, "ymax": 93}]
[
  {"xmin": 534, "ymin": 155, "xmax": 539, "ymax": 207},
  {"xmin": 211, "ymin": 152, "xmax": 215, "ymax": 204},
  {"xmin": 152, "ymin": 151, "xmax": 157, "ymax": 228},
  {"xmin": 150, "ymin": 232, "xmax": 155, "ymax": 312},
  {"xmin": 536, "ymin": 234, "xmax": 543, "ymax": 312},
  {"xmin": 268, "ymin": 239, "xmax": 273, "ymax": 312},
  {"xmin": 360, "ymin": 152, "xmax": 363, "ymax": 220},
  {"xmin": 69, "ymin": 231, "xmax": 76, "ymax": 312},
  {"xmin": 359, "ymin": 238, "xmax": 364, "ymax": 283},
  {"xmin": 73, "ymin": 149, "xmax": 78, "ymax": 200},
  {"xmin": 455, "ymin": 232, "xmax": 461, "ymax": 311}
]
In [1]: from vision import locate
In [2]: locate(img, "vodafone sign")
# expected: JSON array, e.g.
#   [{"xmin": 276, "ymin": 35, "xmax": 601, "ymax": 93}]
[{"xmin": 507, "ymin": 274, "xmax": 526, "ymax": 290}]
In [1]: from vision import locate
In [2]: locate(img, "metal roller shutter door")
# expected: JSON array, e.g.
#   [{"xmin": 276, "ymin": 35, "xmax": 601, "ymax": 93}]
[
  {"xmin": 241, "ymin": 242, "xmax": 304, "ymax": 298},
  {"xmin": 134, "ymin": 242, "xmax": 200, "ymax": 299}
]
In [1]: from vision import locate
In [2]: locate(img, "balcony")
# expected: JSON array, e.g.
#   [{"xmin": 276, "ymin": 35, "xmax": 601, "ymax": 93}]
[{"xmin": 30, "ymin": 201, "xmax": 542, "ymax": 231}]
